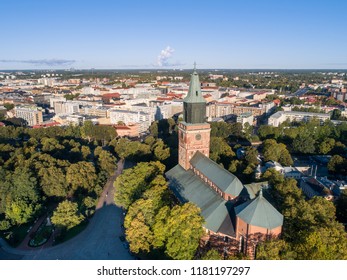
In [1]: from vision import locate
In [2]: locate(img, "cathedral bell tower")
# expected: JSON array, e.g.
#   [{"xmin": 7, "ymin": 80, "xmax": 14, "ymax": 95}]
[{"xmin": 178, "ymin": 64, "xmax": 211, "ymax": 170}]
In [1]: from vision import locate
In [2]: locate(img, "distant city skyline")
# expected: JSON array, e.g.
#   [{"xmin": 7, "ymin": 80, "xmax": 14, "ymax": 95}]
[{"xmin": 1, "ymin": 0, "xmax": 347, "ymax": 70}]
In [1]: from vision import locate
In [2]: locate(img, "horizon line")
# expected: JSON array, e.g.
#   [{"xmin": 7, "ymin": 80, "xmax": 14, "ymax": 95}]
[{"xmin": 1, "ymin": 68, "xmax": 347, "ymax": 72}]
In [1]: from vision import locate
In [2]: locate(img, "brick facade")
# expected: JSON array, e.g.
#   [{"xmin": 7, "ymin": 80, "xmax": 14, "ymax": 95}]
[{"xmin": 178, "ymin": 122, "xmax": 211, "ymax": 170}]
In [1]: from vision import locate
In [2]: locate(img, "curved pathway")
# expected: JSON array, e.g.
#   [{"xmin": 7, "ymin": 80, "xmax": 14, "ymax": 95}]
[{"xmin": 0, "ymin": 160, "xmax": 134, "ymax": 260}]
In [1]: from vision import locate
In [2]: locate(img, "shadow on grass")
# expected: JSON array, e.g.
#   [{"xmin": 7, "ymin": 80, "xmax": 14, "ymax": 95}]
[
  {"xmin": 54, "ymin": 221, "xmax": 89, "ymax": 245},
  {"xmin": 0, "ymin": 223, "xmax": 31, "ymax": 248}
]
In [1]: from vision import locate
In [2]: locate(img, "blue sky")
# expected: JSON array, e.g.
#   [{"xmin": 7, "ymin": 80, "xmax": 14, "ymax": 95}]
[{"xmin": 1, "ymin": 0, "xmax": 346, "ymax": 69}]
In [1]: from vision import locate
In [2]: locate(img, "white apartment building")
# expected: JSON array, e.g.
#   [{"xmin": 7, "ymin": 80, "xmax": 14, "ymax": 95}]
[
  {"xmin": 14, "ymin": 106, "xmax": 43, "ymax": 126},
  {"xmin": 237, "ymin": 112, "xmax": 254, "ymax": 127},
  {"xmin": 50, "ymin": 96, "xmax": 66, "ymax": 108},
  {"xmin": 109, "ymin": 109, "xmax": 152, "ymax": 133},
  {"xmin": 79, "ymin": 106, "xmax": 109, "ymax": 118},
  {"xmin": 81, "ymin": 87, "xmax": 101, "ymax": 95},
  {"xmin": 268, "ymin": 111, "xmax": 330, "ymax": 127},
  {"xmin": 38, "ymin": 78, "xmax": 55, "ymax": 87},
  {"xmin": 54, "ymin": 101, "xmax": 80, "ymax": 115}
]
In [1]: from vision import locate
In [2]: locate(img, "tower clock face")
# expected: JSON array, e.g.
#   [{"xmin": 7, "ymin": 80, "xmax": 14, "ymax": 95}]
[{"xmin": 195, "ymin": 133, "xmax": 201, "ymax": 140}]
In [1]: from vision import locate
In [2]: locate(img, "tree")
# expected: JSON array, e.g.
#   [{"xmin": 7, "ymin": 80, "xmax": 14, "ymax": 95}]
[
  {"xmin": 51, "ymin": 201, "xmax": 84, "ymax": 230},
  {"xmin": 126, "ymin": 212, "xmax": 154, "ymax": 254},
  {"xmin": 149, "ymin": 121, "xmax": 159, "ymax": 138},
  {"xmin": 210, "ymin": 122, "xmax": 232, "ymax": 138},
  {"xmin": 244, "ymin": 146, "xmax": 259, "ymax": 166},
  {"xmin": 1, "ymin": 167, "xmax": 41, "ymax": 225},
  {"xmin": 81, "ymin": 145, "xmax": 91, "ymax": 160},
  {"xmin": 114, "ymin": 138, "xmax": 151, "ymax": 160},
  {"xmin": 144, "ymin": 136, "xmax": 156, "ymax": 147},
  {"xmin": 256, "ymin": 239, "xmax": 291, "ymax": 260},
  {"xmin": 41, "ymin": 137, "xmax": 64, "ymax": 153},
  {"xmin": 266, "ymin": 168, "xmax": 347, "ymax": 259},
  {"xmin": 152, "ymin": 203, "xmax": 204, "ymax": 260},
  {"xmin": 336, "ymin": 189, "xmax": 347, "ymax": 224},
  {"xmin": 243, "ymin": 123, "xmax": 253, "ymax": 140},
  {"xmin": 292, "ymin": 134, "xmax": 316, "ymax": 154},
  {"xmin": 66, "ymin": 161, "xmax": 98, "ymax": 193},
  {"xmin": 293, "ymin": 223, "xmax": 347, "ymax": 260},
  {"xmin": 153, "ymin": 139, "xmax": 170, "ymax": 161},
  {"xmin": 331, "ymin": 109, "xmax": 342, "ymax": 120},
  {"xmin": 209, "ymin": 137, "xmax": 235, "ymax": 165},
  {"xmin": 10, "ymin": 167, "xmax": 39, "ymax": 204},
  {"xmin": 318, "ymin": 138, "xmax": 335, "ymax": 154},
  {"xmin": 201, "ymin": 249, "xmax": 223, "ymax": 260},
  {"xmin": 82, "ymin": 196, "xmax": 97, "ymax": 216},
  {"xmin": 3, "ymin": 103, "xmax": 14, "ymax": 111},
  {"xmin": 39, "ymin": 166, "xmax": 68, "ymax": 198},
  {"xmin": 125, "ymin": 181, "xmax": 170, "ymax": 227},
  {"xmin": 81, "ymin": 121, "xmax": 116, "ymax": 143},
  {"xmin": 270, "ymin": 178, "xmax": 302, "ymax": 212},
  {"xmin": 123, "ymin": 176, "xmax": 170, "ymax": 255},
  {"xmin": 328, "ymin": 155, "xmax": 347, "ymax": 174},
  {"xmin": 263, "ymin": 139, "xmax": 293, "ymax": 166},
  {"xmin": 114, "ymin": 161, "xmax": 165, "ymax": 209},
  {"xmin": 97, "ymin": 150, "xmax": 117, "ymax": 175},
  {"xmin": 5, "ymin": 200, "xmax": 35, "ymax": 225},
  {"xmin": 258, "ymin": 125, "xmax": 281, "ymax": 140},
  {"xmin": 142, "ymin": 181, "xmax": 170, "ymax": 209},
  {"xmin": 228, "ymin": 159, "xmax": 241, "ymax": 173},
  {"xmin": 125, "ymin": 199, "xmax": 158, "ymax": 229},
  {"xmin": 331, "ymin": 141, "xmax": 346, "ymax": 155}
]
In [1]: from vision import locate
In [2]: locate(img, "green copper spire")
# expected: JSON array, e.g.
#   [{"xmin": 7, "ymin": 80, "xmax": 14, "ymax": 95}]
[
  {"xmin": 183, "ymin": 64, "xmax": 207, "ymax": 123},
  {"xmin": 183, "ymin": 64, "xmax": 206, "ymax": 103}
]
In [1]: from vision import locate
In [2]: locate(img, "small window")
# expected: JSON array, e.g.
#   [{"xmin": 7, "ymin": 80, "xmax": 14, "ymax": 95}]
[{"xmin": 196, "ymin": 91, "xmax": 198, "ymax": 96}]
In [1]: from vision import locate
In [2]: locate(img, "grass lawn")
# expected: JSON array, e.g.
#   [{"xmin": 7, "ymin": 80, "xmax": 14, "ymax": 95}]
[
  {"xmin": 54, "ymin": 221, "xmax": 89, "ymax": 245},
  {"xmin": 0, "ymin": 223, "xmax": 31, "ymax": 247}
]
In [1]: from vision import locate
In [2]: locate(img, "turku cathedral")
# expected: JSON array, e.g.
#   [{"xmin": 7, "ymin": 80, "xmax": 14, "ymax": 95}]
[{"xmin": 166, "ymin": 66, "xmax": 283, "ymax": 258}]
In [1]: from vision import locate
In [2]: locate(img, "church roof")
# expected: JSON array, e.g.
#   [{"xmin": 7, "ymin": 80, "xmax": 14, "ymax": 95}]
[
  {"xmin": 166, "ymin": 164, "xmax": 235, "ymax": 237},
  {"xmin": 244, "ymin": 182, "xmax": 268, "ymax": 199},
  {"xmin": 183, "ymin": 66, "xmax": 206, "ymax": 104},
  {"xmin": 235, "ymin": 189, "xmax": 283, "ymax": 230},
  {"xmin": 190, "ymin": 152, "xmax": 244, "ymax": 197}
]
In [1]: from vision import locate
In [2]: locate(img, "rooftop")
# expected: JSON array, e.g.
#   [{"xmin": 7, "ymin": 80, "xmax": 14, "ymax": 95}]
[
  {"xmin": 183, "ymin": 67, "xmax": 206, "ymax": 104},
  {"xmin": 190, "ymin": 152, "xmax": 244, "ymax": 197},
  {"xmin": 235, "ymin": 189, "xmax": 283, "ymax": 230},
  {"xmin": 166, "ymin": 164, "xmax": 235, "ymax": 237},
  {"xmin": 270, "ymin": 111, "xmax": 330, "ymax": 119}
]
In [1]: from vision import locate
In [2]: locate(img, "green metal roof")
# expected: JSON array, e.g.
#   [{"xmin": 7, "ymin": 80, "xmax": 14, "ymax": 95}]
[
  {"xmin": 166, "ymin": 164, "xmax": 235, "ymax": 237},
  {"xmin": 244, "ymin": 182, "xmax": 269, "ymax": 199},
  {"xmin": 183, "ymin": 67, "xmax": 206, "ymax": 104},
  {"xmin": 235, "ymin": 189, "xmax": 283, "ymax": 230},
  {"xmin": 190, "ymin": 152, "xmax": 245, "ymax": 197}
]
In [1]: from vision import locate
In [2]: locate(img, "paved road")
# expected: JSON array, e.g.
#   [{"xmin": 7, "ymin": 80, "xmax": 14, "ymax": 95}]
[{"xmin": 0, "ymin": 159, "xmax": 134, "ymax": 260}]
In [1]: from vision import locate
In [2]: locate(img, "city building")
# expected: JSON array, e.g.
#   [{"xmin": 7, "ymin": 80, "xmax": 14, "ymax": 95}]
[
  {"xmin": 268, "ymin": 111, "xmax": 330, "ymax": 127},
  {"xmin": 79, "ymin": 105, "xmax": 109, "ymax": 118},
  {"xmin": 14, "ymin": 106, "xmax": 43, "ymax": 126},
  {"xmin": 166, "ymin": 67, "xmax": 283, "ymax": 259},
  {"xmin": 236, "ymin": 112, "xmax": 254, "ymax": 128},
  {"xmin": 299, "ymin": 177, "xmax": 334, "ymax": 200},
  {"xmin": 53, "ymin": 114, "xmax": 85, "ymax": 126},
  {"xmin": 206, "ymin": 102, "xmax": 267, "ymax": 120},
  {"xmin": 49, "ymin": 96, "xmax": 66, "ymax": 108},
  {"xmin": 109, "ymin": 109, "xmax": 152, "ymax": 133},
  {"xmin": 54, "ymin": 101, "xmax": 80, "ymax": 115},
  {"xmin": 114, "ymin": 124, "xmax": 139, "ymax": 138}
]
